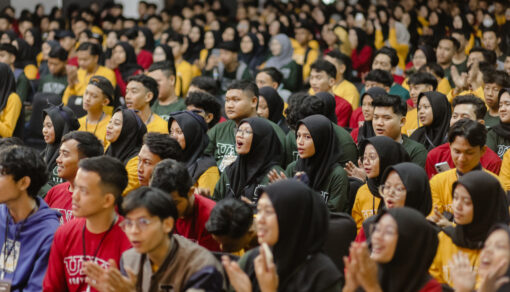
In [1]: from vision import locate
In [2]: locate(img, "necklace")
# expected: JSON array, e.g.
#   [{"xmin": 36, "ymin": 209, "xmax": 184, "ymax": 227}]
[
  {"xmin": 85, "ymin": 112, "xmax": 105, "ymax": 135},
  {"xmin": 145, "ymin": 112, "xmax": 153, "ymax": 125}
]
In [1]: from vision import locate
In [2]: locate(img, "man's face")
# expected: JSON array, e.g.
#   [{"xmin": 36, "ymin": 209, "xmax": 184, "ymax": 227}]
[
  {"xmin": 294, "ymin": 28, "xmax": 310, "ymax": 46},
  {"xmin": 373, "ymin": 106, "xmax": 404, "ymax": 140},
  {"xmin": 365, "ymin": 81, "xmax": 388, "ymax": 91},
  {"xmin": 482, "ymin": 31, "xmax": 500, "ymax": 52},
  {"xmin": 48, "ymin": 57, "xmax": 66, "ymax": 76},
  {"xmin": 77, "ymin": 50, "xmax": 98, "ymax": 72},
  {"xmin": 72, "ymin": 169, "xmax": 111, "ymax": 218},
  {"xmin": 309, "ymin": 69, "xmax": 334, "ymax": 93},
  {"xmin": 147, "ymin": 70, "xmax": 174, "ymax": 101},
  {"xmin": 147, "ymin": 18, "xmax": 162, "ymax": 35},
  {"xmin": 255, "ymin": 72, "xmax": 277, "ymax": 89},
  {"xmin": 409, "ymin": 83, "xmax": 432, "ymax": 105},
  {"xmin": 224, "ymin": 89, "xmax": 257, "ymax": 121},
  {"xmin": 125, "ymin": 81, "xmax": 151, "ymax": 110},
  {"xmin": 450, "ymin": 136, "xmax": 485, "ymax": 174},
  {"xmin": 56, "ymin": 139, "xmax": 80, "ymax": 181},
  {"xmin": 219, "ymin": 49, "xmax": 236, "ymax": 66},
  {"xmin": 436, "ymin": 39, "xmax": 455, "ymax": 65},
  {"xmin": 467, "ymin": 52, "xmax": 484, "ymax": 68},
  {"xmin": 0, "ymin": 51, "xmax": 14, "ymax": 66},
  {"xmin": 372, "ymin": 54, "xmax": 392, "ymax": 72},
  {"xmin": 137, "ymin": 145, "xmax": 161, "ymax": 186},
  {"xmin": 450, "ymin": 104, "xmax": 478, "ymax": 127},
  {"xmin": 60, "ymin": 37, "xmax": 76, "ymax": 52},
  {"xmin": 484, "ymin": 82, "xmax": 502, "ymax": 110}
]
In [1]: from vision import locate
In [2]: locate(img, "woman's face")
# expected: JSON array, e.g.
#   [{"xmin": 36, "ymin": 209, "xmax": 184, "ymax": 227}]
[
  {"xmin": 256, "ymin": 193, "xmax": 279, "ymax": 246},
  {"xmin": 370, "ymin": 214, "xmax": 398, "ymax": 263},
  {"xmin": 378, "ymin": 10, "xmax": 388, "ymax": 23},
  {"xmin": 235, "ymin": 122, "xmax": 253, "ymax": 155},
  {"xmin": 257, "ymin": 96, "xmax": 269, "ymax": 119},
  {"xmin": 204, "ymin": 31, "xmax": 215, "ymax": 49},
  {"xmin": 42, "ymin": 115, "xmax": 55, "ymax": 144},
  {"xmin": 169, "ymin": 120, "xmax": 186, "ymax": 150},
  {"xmin": 181, "ymin": 19, "xmax": 192, "ymax": 35},
  {"xmin": 240, "ymin": 35, "xmax": 254, "ymax": 54},
  {"xmin": 412, "ymin": 49, "xmax": 427, "ymax": 69},
  {"xmin": 296, "ymin": 124, "xmax": 315, "ymax": 159},
  {"xmin": 418, "ymin": 96, "xmax": 434, "ymax": 126},
  {"xmin": 479, "ymin": 229, "xmax": 510, "ymax": 278},
  {"xmin": 136, "ymin": 30, "xmax": 146, "ymax": 49},
  {"xmin": 499, "ymin": 92, "xmax": 510, "ymax": 123},
  {"xmin": 25, "ymin": 30, "xmax": 34, "ymax": 46},
  {"xmin": 363, "ymin": 144, "xmax": 380, "ymax": 178},
  {"xmin": 269, "ymin": 38, "xmax": 282, "ymax": 56},
  {"xmin": 268, "ymin": 20, "xmax": 280, "ymax": 36},
  {"xmin": 362, "ymin": 95, "xmax": 374, "ymax": 121},
  {"xmin": 453, "ymin": 15, "xmax": 463, "ymax": 29},
  {"xmin": 429, "ymin": 11, "xmax": 438, "ymax": 26},
  {"xmin": 348, "ymin": 29, "xmax": 358, "ymax": 48},
  {"xmin": 112, "ymin": 45, "xmax": 127, "ymax": 66},
  {"xmin": 222, "ymin": 27, "xmax": 235, "ymax": 42},
  {"xmin": 153, "ymin": 46, "xmax": 166, "ymax": 63},
  {"xmin": 189, "ymin": 26, "xmax": 201, "ymax": 43},
  {"xmin": 452, "ymin": 184, "xmax": 474, "ymax": 225},
  {"xmin": 106, "ymin": 111, "xmax": 123, "ymax": 143},
  {"xmin": 106, "ymin": 31, "xmax": 118, "ymax": 48},
  {"xmin": 380, "ymin": 170, "xmax": 407, "ymax": 209}
]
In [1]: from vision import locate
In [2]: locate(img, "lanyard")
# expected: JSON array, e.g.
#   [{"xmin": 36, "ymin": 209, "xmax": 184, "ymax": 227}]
[
  {"xmin": 81, "ymin": 215, "xmax": 117, "ymax": 263},
  {"xmin": 1, "ymin": 206, "xmax": 37, "ymax": 279}
]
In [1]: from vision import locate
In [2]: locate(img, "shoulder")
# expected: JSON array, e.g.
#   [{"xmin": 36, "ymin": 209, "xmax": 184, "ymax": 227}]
[
  {"xmin": 430, "ymin": 168, "xmax": 457, "ymax": 183},
  {"xmin": 174, "ymin": 235, "xmax": 221, "ymax": 267}
]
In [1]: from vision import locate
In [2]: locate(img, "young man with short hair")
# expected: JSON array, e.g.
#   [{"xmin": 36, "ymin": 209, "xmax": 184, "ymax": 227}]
[
  {"xmin": 293, "ymin": 20, "xmax": 319, "ymax": 82},
  {"xmin": 147, "ymin": 61, "xmax": 186, "ymax": 121},
  {"xmin": 125, "ymin": 74, "xmax": 168, "ymax": 134},
  {"xmin": 323, "ymin": 50, "xmax": 360, "ymax": 110},
  {"xmin": 483, "ymin": 69, "xmax": 510, "ymax": 128},
  {"xmin": 0, "ymin": 43, "xmax": 30, "ymax": 103},
  {"xmin": 43, "ymin": 156, "xmax": 132, "ymax": 291},
  {"xmin": 310, "ymin": 59, "xmax": 352, "ymax": 127},
  {"xmin": 402, "ymin": 72, "xmax": 438, "ymax": 136},
  {"xmin": 44, "ymin": 131, "xmax": 104, "ymax": 224},
  {"xmin": 187, "ymin": 76, "xmax": 219, "ymax": 97},
  {"xmin": 255, "ymin": 67, "xmax": 291, "ymax": 101},
  {"xmin": 37, "ymin": 46, "xmax": 68, "ymax": 95},
  {"xmin": 482, "ymin": 27, "xmax": 505, "ymax": 69},
  {"xmin": 0, "ymin": 146, "xmax": 60, "ymax": 291},
  {"xmin": 425, "ymin": 94, "xmax": 502, "ymax": 178},
  {"xmin": 83, "ymin": 186, "xmax": 224, "ymax": 292},
  {"xmin": 150, "ymin": 159, "xmax": 220, "ymax": 251},
  {"xmin": 137, "ymin": 133, "xmax": 183, "ymax": 186},
  {"xmin": 364, "ymin": 69, "xmax": 393, "ymax": 92},
  {"xmin": 185, "ymin": 91, "xmax": 222, "ymax": 129},
  {"xmin": 167, "ymin": 31, "xmax": 198, "ymax": 97},
  {"xmin": 369, "ymin": 47, "xmax": 410, "ymax": 100},
  {"xmin": 451, "ymin": 29, "xmax": 469, "ymax": 71},
  {"xmin": 204, "ymin": 80, "xmax": 286, "ymax": 171}
]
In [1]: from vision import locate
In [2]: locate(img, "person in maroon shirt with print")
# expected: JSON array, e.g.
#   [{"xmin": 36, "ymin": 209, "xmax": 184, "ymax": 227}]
[{"xmin": 150, "ymin": 158, "xmax": 220, "ymax": 251}]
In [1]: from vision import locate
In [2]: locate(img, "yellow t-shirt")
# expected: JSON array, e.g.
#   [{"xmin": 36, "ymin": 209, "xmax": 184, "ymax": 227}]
[
  {"xmin": 333, "ymin": 80, "xmax": 360, "ymax": 110},
  {"xmin": 77, "ymin": 114, "xmax": 111, "ymax": 147},
  {"xmin": 146, "ymin": 114, "xmax": 169, "ymax": 134},
  {"xmin": 499, "ymin": 150, "xmax": 510, "ymax": 191},
  {"xmin": 0, "ymin": 93, "xmax": 21, "ymax": 137},
  {"xmin": 291, "ymin": 39, "xmax": 319, "ymax": 81},
  {"xmin": 401, "ymin": 108, "xmax": 421, "ymax": 136},
  {"xmin": 351, "ymin": 184, "xmax": 381, "ymax": 231},
  {"xmin": 176, "ymin": 60, "xmax": 200, "ymax": 97},
  {"xmin": 196, "ymin": 166, "xmax": 220, "ymax": 196},
  {"xmin": 62, "ymin": 66, "xmax": 116, "ymax": 105},
  {"xmin": 123, "ymin": 156, "xmax": 140, "ymax": 196},
  {"xmin": 437, "ymin": 78, "xmax": 452, "ymax": 95},
  {"xmin": 447, "ymin": 86, "xmax": 485, "ymax": 103}
]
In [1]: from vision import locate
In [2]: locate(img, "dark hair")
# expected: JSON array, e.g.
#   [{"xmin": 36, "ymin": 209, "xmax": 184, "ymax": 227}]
[
  {"xmin": 258, "ymin": 67, "xmax": 283, "ymax": 85},
  {"xmin": 150, "ymin": 158, "xmax": 192, "ymax": 198},
  {"xmin": 447, "ymin": 118, "xmax": 487, "ymax": 147},
  {"xmin": 0, "ymin": 137, "xmax": 23, "ymax": 149},
  {"xmin": 122, "ymin": 186, "xmax": 178, "ymax": 221},
  {"xmin": 76, "ymin": 42, "xmax": 101, "ymax": 56},
  {"xmin": 286, "ymin": 94, "xmax": 324, "ymax": 129},
  {"xmin": 439, "ymin": 36, "xmax": 461, "ymax": 51},
  {"xmin": 122, "ymin": 27, "xmax": 138, "ymax": 40},
  {"xmin": 419, "ymin": 62, "xmax": 445, "ymax": 79},
  {"xmin": 326, "ymin": 50, "xmax": 352, "ymax": 79},
  {"xmin": 48, "ymin": 46, "xmax": 68, "ymax": 61},
  {"xmin": 483, "ymin": 70, "xmax": 510, "ymax": 87},
  {"xmin": 374, "ymin": 47, "xmax": 399, "ymax": 68},
  {"xmin": 451, "ymin": 28, "xmax": 470, "ymax": 41},
  {"xmin": 167, "ymin": 30, "xmax": 183, "ymax": 44},
  {"xmin": 185, "ymin": 91, "xmax": 221, "ymax": 128},
  {"xmin": 205, "ymin": 198, "xmax": 253, "ymax": 238},
  {"xmin": 365, "ymin": 69, "xmax": 393, "ymax": 87},
  {"xmin": 372, "ymin": 94, "xmax": 407, "ymax": 116},
  {"xmin": 310, "ymin": 59, "xmax": 337, "ymax": 79},
  {"xmin": 127, "ymin": 74, "xmax": 159, "ymax": 105},
  {"xmin": 227, "ymin": 80, "xmax": 259, "ymax": 99},
  {"xmin": 146, "ymin": 14, "xmax": 163, "ymax": 23},
  {"xmin": 148, "ymin": 61, "xmax": 176, "ymax": 78},
  {"xmin": 408, "ymin": 72, "xmax": 438, "ymax": 90},
  {"xmin": 61, "ymin": 131, "xmax": 104, "ymax": 159},
  {"xmin": 78, "ymin": 156, "xmax": 128, "ymax": 203},
  {"xmin": 0, "ymin": 146, "xmax": 48, "ymax": 198},
  {"xmin": 469, "ymin": 47, "xmax": 497, "ymax": 65},
  {"xmin": 451, "ymin": 94, "xmax": 487, "ymax": 120},
  {"xmin": 189, "ymin": 76, "xmax": 218, "ymax": 96},
  {"xmin": 143, "ymin": 133, "xmax": 183, "ymax": 160}
]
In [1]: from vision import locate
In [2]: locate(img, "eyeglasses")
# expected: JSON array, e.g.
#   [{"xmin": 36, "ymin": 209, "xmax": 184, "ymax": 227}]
[
  {"xmin": 119, "ymin": 218, "xmax": 153, "ymax": 231},
  {"xmin": 378, "ymin": 184, "xmax": 406, "ymax": 198},
  {"xmin": 235, "ymin": 128, "xmax": 253, "ymax": 137},
  {"xmin": 362, "ymin": 153, "xmax": 378, "ymax": 163}
]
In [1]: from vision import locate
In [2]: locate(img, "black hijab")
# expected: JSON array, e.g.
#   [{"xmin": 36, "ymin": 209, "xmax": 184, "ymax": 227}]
[
  {"xmin": 373, "ymin": 207, "xmax": 438, "ymax": 292},
  {"xmin": 0, "ymin": 63, "xmax": 17, "ymax": 113},
  {"xmin": 14, "ymin": 38, "xmax": 36, "ymax": 69},
  {"xmin": 359, "ymin": 136, "xmax": 410, "ymax": 198},
  {"xmin": 358, "ymin": 87, "xmax": 386, "ymax": 144},
  {"xmin": 27, "ymin": 28, "xmax": 42, "ymax": 59},
  {"xmin": 225, "ymin": 117, "xmax": 281, "ymax": 201},
  {"xmin": 444, "ymin": 171, "xmax": 510, "ymax": 249},
  {"xmin": 114, "ymin": 42, "xmax": 143, "ymax": 82},
  {"xmin": 410, "ymin": 91, "xmax": 451, "ymax": 151},
  {"xmin": 155, "ymin": 44, "xmax": 175, "ymax": 63},
  {"xmin": 183, "ymin": 26, "xmax": 204, "ymax": 64},
  {"xmin": 315, "ymin": 92, "xmax": 337, "ymax": 124},
  {"xmin": 42, "ymin": 104, "xmax": 80, "ymax": 172},
  {"xmin": 168, "ymin": 111, "xmax": 216, "ymax": 183},
  {"xmin": 138, "ymin": 27, "xmax": 155, "ymax": 52},
  {"xmin": 244, "ymin": 179, "xmax": 341, "ymax": 292},
  {"xmin": 259, "ymin": 87, "xmax": 284, "ymax": 124},
  {"xmin": 239, "ymin": 33, "xmax": 264, "ymax": 71},
  {"xmin": 492, "ymin": 88, "xmax": 510, "ymax": 140},
  {"xmin": 295, "ymin": 114, "xmax": 340, "ymax": 190},
  {"xmin": 105, "ymin": 107, "xmax": 147, "ymax": 165}
]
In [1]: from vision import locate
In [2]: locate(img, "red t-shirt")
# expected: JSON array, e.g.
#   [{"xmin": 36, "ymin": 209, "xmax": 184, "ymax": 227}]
[
  {"xmin": 425, "ymin": 143, "xmax": 502, "ymax": 178},
  {"xmin": 335, "ymin": 95, "xmax": 353, "ymax": 128},
  {"xmin": 349, "ymin": 107, "xmax": 364, "ymax": 129},
  {"xmin": 45, "ymin": 182, "xmax": 74, "ymax": 225},
  {"xmin": 420, "ymin": 278, "xmax": 442, "ymax": 292},
  {"xmin": 175, "ymin": 194, "xmax": 220, "ymax": 252},
  {"xmin": 43, "ymin": 217, "xmax": 131, "ymax": 292},
  {"xmin": 137, "ymin": 49, "xmax": 153, "ymax": 70}
]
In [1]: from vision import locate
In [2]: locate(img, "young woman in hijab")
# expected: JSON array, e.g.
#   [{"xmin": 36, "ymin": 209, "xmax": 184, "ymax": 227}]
[
  {"xmin": 284, "ymin": 114, "xmax": 349, "ymax": 212},
  {"xmin": 183, "ymin": 25, "xmax": 204, "ymax": 65},
  {"xmin": 351, "ymin": 136, "xmax": 410, "ymax": 231},
  {"xmin": 153, "ymin": 43, "xmax": 174, "ymax": 63},
  {"xmin": 41, "ymin": 104, "xmax": 80, "ymax": 187},
  {"xmin": 13, "ymin": 38, "xmax": 38, "ymax": 80},
  {"xmin": 110, "ymin": 42, "xmax": 143, "ymax": 96},
  {"xmin": 356, "ymin": 162, "xmax": 433, "ymax": 242},
  {"xmin": 257, "ymin": 86, "xmax": 289, "ymax": 133},
  {"xmin": 105, "ymin": 107, "xmax": 147, "ymax": 196},
  {"xmin": 239, "ymin": 33, "xmax": 265, "ymax": 75},
  {"xmin": 199, "ymin": 30, "xmax": 220, "ymax": 71},
  {"xmin": 411, "ymin": 91, "xmax": 452, "ymax": 151},
  {"xmin": 429, "ymin": 171, "xmax": 510, "ymax": 287},
  {"xmin": 263, "ymin": 34, "xmax": 300, "ymax": 92},
  {"xmin": 223, "ymin": 179, "xmax": 342, "ymax": 292},
  {"xmin": 349, "ymin": 27, "xmax": 373, "ymax": 79},
  {"xmin": 168, "ymin": 111, "xmax": 219, "ymax": 195},
  {"xmin": 487, "ymin": 88, "xmax": 510, "ymax": 159},
  {"xmin": 350, "ymin": 87, "xmax": 384, "ymax": 144},
  {"xmin": 213, "ymin": 117, "xmax": 283, "ymax": 203},
  {"xmin": 344, "ymin": 207, "xmax": 441, "ymax": 292},
  {"xmin": 0, "ymin": 63, "xmax": 22, "ymax": 139},
  {"xmin": 136, "ymin": 27, "xmax": 155, "ymax": 69},
  {"xmin": 25, "ymin": 28, "xmax": 42, "ymax": 64}
]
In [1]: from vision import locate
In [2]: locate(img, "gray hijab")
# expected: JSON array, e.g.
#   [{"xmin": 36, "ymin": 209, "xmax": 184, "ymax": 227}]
[{"xmin": 265, "ymin": 34, "xmax": 294, "ymax": 70}]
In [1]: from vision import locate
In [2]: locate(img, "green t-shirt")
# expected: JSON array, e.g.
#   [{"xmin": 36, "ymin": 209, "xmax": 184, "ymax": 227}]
[
  {"xmin": 486, "ymin": 128, "xmax": 510, "ymax": 159},
  {"xmin": 484, "ymin": 113, "xmax": 500, "ymax": 129},
  {"xmin": 151, "ymin": 98, "xmax": 187, "ymax": 121},
  {"xmin": 389, "ymin": 83, "xmax": 410, "ymax": 101},
  {"xmin": 284, "ymin": 123, "xmax": 358, "ymax": 167},
  {"xmin": 401, "ymin": 135, "xmax": 428, "ymax": 168},
  {"xmin": 205, "ymin": 119, "xmax": 287, "ymax": 172},
  {"xmin": 37, "ymin": 74, "xmax": 68, "ymax": 95},
  {"xmin": 16, "ymin": 72, "xmax": 30, "ymax": 103}
]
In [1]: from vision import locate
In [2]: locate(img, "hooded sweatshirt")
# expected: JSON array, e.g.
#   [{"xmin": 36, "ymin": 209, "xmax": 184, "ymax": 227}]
[{"xmin": 0, "ymin": 198, "xmax": 60, "ymax": 291}]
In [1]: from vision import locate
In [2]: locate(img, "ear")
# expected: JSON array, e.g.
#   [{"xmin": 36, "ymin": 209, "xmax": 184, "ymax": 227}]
[
  {"xmin": 477, "ymin": 118, "xmax": 485, "ymax": 125},
  {"xmin": 162, "ymin": 217, "xmax": 175, "ymax": 234},
  {"xmin": 252, "ymin": 96, "xmax": 258, "ymax": 109},
  {"xmin": 328, "ymin": 77, "xmax": 336, "ymax": 88},
  {"xmin": 271, "ymin": 82, "xmax": 279, "ymax": 89},
  {"xmin": 145, "ymin": 91, "xmax": 154, "ymax": 104},
  {"xmin": 205, "ymin": 112, "xmax": 214, "ymax": 123},
  {"xmin": 102, "ymin": 97, "xmax": 110, "ymax": 106},
  {"xmin": 16, "ymin": 176, "xmax": 30, "ymax": 193},
  {"xmin": 400, "ymin": 115, "xmax": 406, "ymax": 128},
  {"xmin": 169, "ymin": 75, "xmax": 176, "ymax": 87},
  {"xmin": 102, "ymin": 192, "xmax": 116, "ymax": 209},
  {"xmin": 338, "ymin": 64, "xmax": 346, "ymax": 74}
]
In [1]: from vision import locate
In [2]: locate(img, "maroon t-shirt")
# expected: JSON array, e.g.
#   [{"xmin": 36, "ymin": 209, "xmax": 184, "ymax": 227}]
[
  {"xmin": 45, "ymin": 182, "xmax": 74, "ymax": 225},
  {"xmin": 334, "ymin": 95, "xmax": 353, "ymax": 128}
]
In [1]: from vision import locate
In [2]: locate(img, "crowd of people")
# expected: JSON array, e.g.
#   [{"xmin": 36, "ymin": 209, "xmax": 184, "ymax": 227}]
[{"xmin": 1, "ymin": 0, "xmax": 510, "ymax": 291}]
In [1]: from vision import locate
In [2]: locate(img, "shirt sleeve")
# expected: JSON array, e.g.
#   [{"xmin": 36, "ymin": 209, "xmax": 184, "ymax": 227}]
[
  {"xmin": 42, "ymin": 230, "xmax": 67, "ymax": 292},
  {"xmin": 197, "ymin": 166, "xmax": 220, "ymax": 196},
  {"xmin": 0, "ymin": 93, "xmax": 21, "ymax": 138}
]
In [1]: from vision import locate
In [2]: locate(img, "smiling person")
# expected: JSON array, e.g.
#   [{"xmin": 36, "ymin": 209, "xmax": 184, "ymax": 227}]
[
  {"xmin": 487, "ymin": 88, "xmax": 510, "ymax": 159},
  {"xmin": 43, "ymin": 156, "xmax": 131, "ymax": 292},
  {"xmin": 284, "ymin": 114, "xmax": 349, "ymax": 212},
  {"xmin": 105, "ymin": 108, "xmax": 147, "ymax": 196},
  {"xmin": 213, "ymin": 117, "xmax": 283, "ymax": 203},
  {"xmin": 411, "ymin": 91, "xmax": 452, "ymax": 151},
  {"xmin": 351, "ymin": 87, "xmax": 384, "ymax": 144},
  {"xmin": 45, "ymin": 131, "xmax": 103, "ymax": 224},
  {"xmin": 110, "ymin": 42, "xmax": 142, "ymax": 96},
  {"xmin": 257, "ymin": 86, "xmax": 289, "ymax": 133},
  {"xmin": 429, "ymin": 171, "xmax": 509, "ymax": 287}
]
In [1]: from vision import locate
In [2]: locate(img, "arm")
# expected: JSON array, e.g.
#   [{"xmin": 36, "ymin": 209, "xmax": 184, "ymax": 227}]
[
  {"xmin": 500, "ymin": 152, "xmax": 510, "ymax": 191},
  {"xmin": 0, "ymin": 94, "xmax": 21, "ymax": 137},
  {"xmin": 123, "ymin": 157, "xmax": 141, "ymax": 196},
  {"xmin": 26, "ymin": 234, "xmax": 57, "ymax": 292},
  {"xmin": 16, "ymin": 74, "xmax": 30, "ymax": 103},
  {"xmin": 374, "ymin": 29, "xmax": 384, "ymax": 50},
  {"xmin": 42, "ymin": 231, "xmax": 67, "ymax": 292},
  {"xmin": 197, "ymin": 166, "xmax": 221, "ymax": 196},
  {"xmin": 212, "ymin": 172, "xmax": 227, "ymax": 201},
  {"xmin": 327, "ymin": 167, "xmax": 349, "ymax": 213}
]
